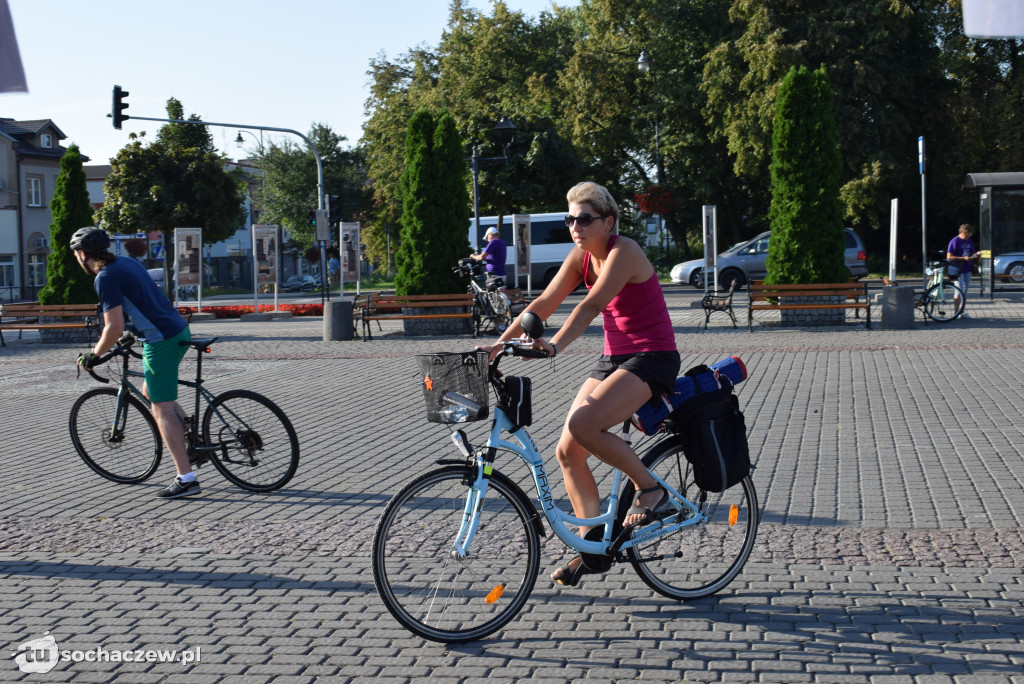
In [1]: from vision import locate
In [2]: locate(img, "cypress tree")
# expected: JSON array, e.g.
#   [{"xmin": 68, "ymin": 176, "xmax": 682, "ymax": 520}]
[
  {"xmin": 38, "ymin": 144, "xmax": 97, "ymax": 305},
  {"xmin": 764, "ymin": 65, "xmax": 846, "ymax": 285},
  {"xmin": 395, "ymin": 109, "xmax": 469, "ymax": 295}
]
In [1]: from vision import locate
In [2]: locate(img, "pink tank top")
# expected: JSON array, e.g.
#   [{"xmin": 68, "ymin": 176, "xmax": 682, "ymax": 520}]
[{"xmin": 583, "ymin": 236, "xmax": 677, "ymax": 355}]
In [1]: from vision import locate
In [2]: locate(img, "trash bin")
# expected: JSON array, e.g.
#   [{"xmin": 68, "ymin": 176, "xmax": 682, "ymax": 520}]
[{"xmin": 323, "ymin": 300, "xmax": 354, "ymax": 341}]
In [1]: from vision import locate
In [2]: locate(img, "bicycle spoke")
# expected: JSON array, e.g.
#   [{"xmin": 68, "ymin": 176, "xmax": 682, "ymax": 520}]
[
  {"xmin": 620, "ymin": 438, "xmax": 758, "ymax": 600},
  {"xmin": 69, "ymin": 388, "xmax": 161, "ymax": 484},
  {"xmin": 202, "ymin": 389, "xmax": 299, "ymax": 492},
  {"xmin": 372, "ymin": 466, "xmax": 540, "ymax": 643}
]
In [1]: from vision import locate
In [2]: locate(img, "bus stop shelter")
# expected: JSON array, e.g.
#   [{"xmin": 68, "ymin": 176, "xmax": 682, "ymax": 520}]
[{"xmin": 963, "ymin": 172, "xmax": 1024, "ymax": 298}]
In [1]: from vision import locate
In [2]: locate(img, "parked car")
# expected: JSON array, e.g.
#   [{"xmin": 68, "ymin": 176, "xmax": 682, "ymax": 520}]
[
  {"xmin": 993, "ymin": 251, "xmax": 1024, "ymax": 284},
  {"xmin": 670, "ymin": 228, "xmax": 867, "ymax": 289},
  {"xmin": 281, "ymin": 274, "xmax": 319, "ymax": 292}
]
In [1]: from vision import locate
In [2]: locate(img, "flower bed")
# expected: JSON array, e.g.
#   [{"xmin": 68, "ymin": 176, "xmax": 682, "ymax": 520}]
[{"xmin": 178, "ymin": 303, "xmax": 324, "ymax": 319}]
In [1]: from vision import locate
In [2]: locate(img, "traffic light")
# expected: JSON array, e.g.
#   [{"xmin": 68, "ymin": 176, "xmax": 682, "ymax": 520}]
[
  {"xmin": 112, "ymin": 85, "xmax": 130, "ymax": 129},
  {"xmin": 327, "ymin": 195, "xmax": 342, "ymax": 226}
]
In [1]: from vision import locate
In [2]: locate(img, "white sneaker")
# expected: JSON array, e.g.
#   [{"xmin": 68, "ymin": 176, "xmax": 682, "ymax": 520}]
[{"xmin": 961, "ymin": 311, "xmax": 971, "ymax": 319}]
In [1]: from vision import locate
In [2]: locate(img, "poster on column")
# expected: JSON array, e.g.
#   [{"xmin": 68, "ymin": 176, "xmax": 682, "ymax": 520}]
[
  {"xmin": 174, "ymin": 228, "xmax": 202, "ymax": 290},
  {"xmin": 512, "ymin": 214, "xmax": 531, "ymax": 288},
  {"xmin": 340, "ymin": 222, "xmax": 360, "ymax": 283},
  {"xmin": 252, "ymin": 225, "xmax": 279, "ymax": 287}
]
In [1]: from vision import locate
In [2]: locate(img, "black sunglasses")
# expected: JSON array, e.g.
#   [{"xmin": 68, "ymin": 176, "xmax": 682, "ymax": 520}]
[{"xmin": 564, "ymin": 213, "xmax": 607, "ymax": 228}]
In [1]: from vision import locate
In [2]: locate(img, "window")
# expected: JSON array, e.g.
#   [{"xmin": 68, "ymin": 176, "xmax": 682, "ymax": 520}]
[
  {"xmin": 26, "ymin": 177, "xmax": 42, "ymax": 207},
  {"xmin": 40, "ymin": 133, "xmax": 53, "ymax": 149},
  {"xmin": 0, "ymin": 255, "xmax": 14, "ymax": 288},
  {"xmin": 28, "ymin": 254, "xmax": 46, "ymax": 287}
]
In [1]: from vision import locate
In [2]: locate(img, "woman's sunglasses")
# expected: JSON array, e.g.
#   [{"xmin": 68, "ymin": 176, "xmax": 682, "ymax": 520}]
[{"xmin": 564, "ymin": 213, "xmax": 607, "ymax": 228}]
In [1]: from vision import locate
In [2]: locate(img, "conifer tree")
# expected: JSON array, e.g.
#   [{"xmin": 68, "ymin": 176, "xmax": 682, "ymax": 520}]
[
  {"xmin": 764, "ymin": 65, "xmax": 847, "ymax": 285},
  {"xmin": 38, "ymin": 144, "xmax": 97, "ymax": 305},
  {"xmin": 394, "ymin": 110, "xmax": 469, "ymax": 295}
]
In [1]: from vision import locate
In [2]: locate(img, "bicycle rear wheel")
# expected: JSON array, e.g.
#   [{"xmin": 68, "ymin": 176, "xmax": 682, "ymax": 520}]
[
  {"xmin": 202, "ymin": 389, "xmax": 299, "ymax": 492},
  {"xmin": 923, "ymin": 282, "xmax": 964, "ymax": 322},
  {"xmin": 618, "ymin": 437, "xmax": 758, "ymax": 600},
  {"xmin": 69, "ymin": 387, "xmax": 161, "ymax": 483},
  {"xmin": 488, "ymin": 291, "xmax": 512, "ymax": 334},
  {"xmin": 372, "ymin": 466, "xmax": 541, "ymax": 643}
]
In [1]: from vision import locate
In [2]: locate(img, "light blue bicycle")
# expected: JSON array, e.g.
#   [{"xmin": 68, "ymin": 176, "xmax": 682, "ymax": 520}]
[{"xmin": 371, "ymin": 313, "xmax": 759, "ymax": 643}]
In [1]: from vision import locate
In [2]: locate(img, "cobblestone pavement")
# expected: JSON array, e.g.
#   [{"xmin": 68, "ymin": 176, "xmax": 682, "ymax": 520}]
[{"xmin": 1, "ymin": 285, "xmax": 1023, "ymax": 682}]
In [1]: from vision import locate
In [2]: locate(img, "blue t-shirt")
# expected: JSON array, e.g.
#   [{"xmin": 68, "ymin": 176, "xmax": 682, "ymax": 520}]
[
  {"xmin": 947, "ymin": 235, "xmax": 976, "ymax": 274},
  {"xmin": 95, "ymin": 258, "xmax": 188, "ymax": 342},
  {"xmin": 482, "ymin": 239, "xmax": 506, "ymax": 276}
]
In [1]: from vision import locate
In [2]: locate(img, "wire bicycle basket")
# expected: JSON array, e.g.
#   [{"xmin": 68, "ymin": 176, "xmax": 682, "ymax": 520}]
[{"xmin": 416, "ymin": 351, "xmax": 490, "ymax": 423}]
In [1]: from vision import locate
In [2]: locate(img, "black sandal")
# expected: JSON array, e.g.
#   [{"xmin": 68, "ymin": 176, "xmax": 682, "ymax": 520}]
[
  {"xmin": 551, "ymin": 555, "xmax": 594, "ymax": 587},
  {"xmin": 624, "ymin": 485, "xmax": 671, "ymax": 529}
]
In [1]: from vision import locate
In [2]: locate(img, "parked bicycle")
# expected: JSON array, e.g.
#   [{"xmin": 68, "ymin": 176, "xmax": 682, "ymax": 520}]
[
  {"xmin": 70, "ymin": 333, "xmax": 299, "ymax": 492},
  {"xmin": 454, "ymin": 257, "xmax": 512, "ymax": 335},
  {"xmin": 372, "ymin": 313, "xmax": 759, "ymax": 643},
  {"xmin": 915, "ymin": 257, "xmax": 965, "ymax": 322}
]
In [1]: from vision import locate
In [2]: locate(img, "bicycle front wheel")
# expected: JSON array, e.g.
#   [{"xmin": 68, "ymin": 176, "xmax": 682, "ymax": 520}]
[
  {"xmin": 69, "ymin": 388, "xmax": 161, "ymax": 484},
  {"xmin": 618, "ymin": 437, "xmax": 758, "ymax": 600},
  {"xmin": 488, "ymin": 291, "xmax": 512, "ymax": 334},
  {"xmin": 202, "ymin": 390, "xmax": 299, "ymax": 492},
  {"xmin": 372, "ymin": 466, "xmax": 541, "ymax": 643},
  {"xmin": 924, "ymin": 282, "xmax": 964, "ymax": 322}
]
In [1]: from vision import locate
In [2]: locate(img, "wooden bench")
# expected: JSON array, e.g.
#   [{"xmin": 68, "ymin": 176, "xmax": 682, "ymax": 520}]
[
  {"xmin": 747, "ymin": 280, "xmax": 871, "ymax": 332},
  {"xmin": 505, "ymin": 288, "xmax": 531, "ymax": 315},
  {"xmin": 700, "ymin": 280, "xmax": 738, "ymax": 331},
  {"xmin": 0, "ymin": 302, "xmax": 102, "ymax": 346},
  {"xmin": 359, "ymin": 292, "xmax": 475, "ymax": 340}
]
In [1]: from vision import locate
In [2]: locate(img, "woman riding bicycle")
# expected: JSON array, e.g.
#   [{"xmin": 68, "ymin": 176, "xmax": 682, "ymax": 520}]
[{"xmin": 484, "ymin": 181, "xmax": 680, "ymax": 586}]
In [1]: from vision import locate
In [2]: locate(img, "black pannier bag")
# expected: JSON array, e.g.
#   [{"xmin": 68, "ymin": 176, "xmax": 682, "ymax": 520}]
[
  {"xmin": 666, "ymin": 367, "xmax": 750, "ymax": 492},
  {"xmin": 502, "ymin": 375, "xmax": 532, "ymax": 427}
]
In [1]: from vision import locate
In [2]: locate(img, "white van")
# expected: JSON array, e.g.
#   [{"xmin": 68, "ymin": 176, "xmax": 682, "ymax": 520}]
[{"xmin": 468, "ymin": 212, "xmax": 574, "ymax": 289}]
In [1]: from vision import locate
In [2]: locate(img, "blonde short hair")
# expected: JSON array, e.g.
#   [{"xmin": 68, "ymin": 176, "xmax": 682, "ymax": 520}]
[{"xmin": 567, "ymin": 181, "xmax": 619, "ymax": 233}]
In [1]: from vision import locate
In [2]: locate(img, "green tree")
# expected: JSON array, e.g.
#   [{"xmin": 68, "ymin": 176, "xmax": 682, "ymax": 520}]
[
  {"xmin": 39, "ymin": 144, "xmax": 96, "ymax": 305},
  {"xmin": 96, "ymin": 98, "xmax": 246, "ymax": 289},
  {"xmin": 394, "ymin": 110, "xmax": 469, "ymax": 295},
  {"xmin": 254, "ymin": 123, "xmax": 369, "ymax": 251},
  {"xmin": 764, "ymin": 65, "xmax": 846, "ymax": 285}
]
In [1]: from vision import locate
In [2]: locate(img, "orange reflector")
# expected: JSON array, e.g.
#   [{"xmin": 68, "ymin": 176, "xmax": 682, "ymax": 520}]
[
  {"xmin": 729, "ymin": 505, "xmax": 739, "ymax": 526},
  {"xmin": 485, "ymin": 584, "xmax": 505, "ymax": 604}
]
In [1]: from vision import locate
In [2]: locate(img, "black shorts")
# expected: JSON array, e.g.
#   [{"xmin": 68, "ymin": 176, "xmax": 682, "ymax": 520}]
[{"xmin": 587, "ymin": 351, "xmax": 681, "ymax": 405}]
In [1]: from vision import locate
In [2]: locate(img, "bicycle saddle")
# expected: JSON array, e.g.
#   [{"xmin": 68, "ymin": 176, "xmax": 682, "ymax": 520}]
[{"xmin": 181, "ymin": 337, "xmax": 219, "ymax": 349}]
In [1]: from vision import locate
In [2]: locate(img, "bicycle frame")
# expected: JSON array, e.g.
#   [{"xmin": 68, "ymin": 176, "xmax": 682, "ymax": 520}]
[{"xmin": 449, "ymin": 404, "xmax": 709, "ymax": 562}]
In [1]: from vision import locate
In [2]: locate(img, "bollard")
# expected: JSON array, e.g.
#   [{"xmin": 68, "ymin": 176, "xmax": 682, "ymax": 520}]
[
  {"xmin": 879, "ymin": 286, "xmax": 915, "ymax": 330},
  {"xmin": 323, "ymin": 300, "xmax": 354, "ymax": 341}
]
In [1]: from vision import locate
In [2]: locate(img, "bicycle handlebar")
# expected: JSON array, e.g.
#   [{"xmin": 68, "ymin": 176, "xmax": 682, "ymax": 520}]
[{"xmin": 81, "ymin": 334, "xmax": 140, "ymax": 383}]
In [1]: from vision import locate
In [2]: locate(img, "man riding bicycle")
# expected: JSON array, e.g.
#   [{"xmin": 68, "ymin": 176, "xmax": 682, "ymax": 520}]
[{"xmin": 71, "ymin": 227, "xmax": 199, "ymax": 499}]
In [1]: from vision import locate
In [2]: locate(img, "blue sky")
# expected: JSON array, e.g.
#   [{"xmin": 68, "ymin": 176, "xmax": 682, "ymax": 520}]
[{"xmin": 3, "ymin": 0, "xmax": 577, "ymax": 165}]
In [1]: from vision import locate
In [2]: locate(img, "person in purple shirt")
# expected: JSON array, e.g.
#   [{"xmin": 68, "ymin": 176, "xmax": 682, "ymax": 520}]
[
  {"xmin": 470, "ymin": 226, "xmax": 506, "ymax": 287},
  {"xmin": 947, "ymin": 223, "xmax": 979, "ymax": 318}
]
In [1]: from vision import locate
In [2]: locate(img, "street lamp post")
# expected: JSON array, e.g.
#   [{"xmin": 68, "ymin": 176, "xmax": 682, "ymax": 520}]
[
  {"xmin": 470, "ymin": 117, "xmax": 517, "ymax": 249},
  {"xmin": 637, "ymin": 50, "xmax": 666, "ymax": 250}
]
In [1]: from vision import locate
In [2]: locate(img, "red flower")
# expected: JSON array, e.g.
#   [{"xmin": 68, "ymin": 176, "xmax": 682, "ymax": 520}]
[{"xmin": 634, "ymin": 184, "xmax": 676, "ymax": 216}]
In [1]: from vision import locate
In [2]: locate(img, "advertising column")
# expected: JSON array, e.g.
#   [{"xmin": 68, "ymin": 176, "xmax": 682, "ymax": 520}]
[
  {"xmin": 252, "ymin": 225, "xmax": 280, "ymax": 311},
  {"xmin": 174, "ymin": 228, "xmax": 202, "ymax": 312},
  {"xmin": 512, "ymin": 214, "xmax": 531, "ymax": 295},
  {"xmin": 340, "ymin": 222, "xmax": 361, "ymax": 295}
]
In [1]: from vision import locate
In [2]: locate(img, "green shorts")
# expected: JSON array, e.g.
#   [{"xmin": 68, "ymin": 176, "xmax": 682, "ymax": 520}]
[{"xmin": 143, "ymin": 327, "xmax": 191, "ymax": 403}]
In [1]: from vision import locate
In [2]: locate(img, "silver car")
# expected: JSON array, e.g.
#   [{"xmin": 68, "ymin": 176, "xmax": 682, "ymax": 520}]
[
  {"xmin": 993, "ymin": 251, "xmax": 1024, "ymax": 284},
  {"xmin": 670, "ymin": 228, "xmax": 867, "ymax": 289}
]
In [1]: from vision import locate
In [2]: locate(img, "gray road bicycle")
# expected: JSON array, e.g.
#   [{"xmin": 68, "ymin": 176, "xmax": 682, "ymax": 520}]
[
  {"xmin": 372, "ymin": 313, "xmax": 759, "ymax": 643},
  {"xmin": 70, "ymin": 334, "xmax": 299, "ymax": 492}
]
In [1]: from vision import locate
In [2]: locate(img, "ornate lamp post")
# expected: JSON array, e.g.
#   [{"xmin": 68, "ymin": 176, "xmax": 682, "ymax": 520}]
[{"xmin": 471, "ymin": 116, "xmax": 517, "ymax": 248}]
